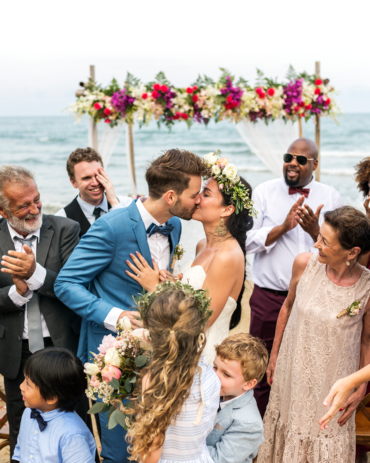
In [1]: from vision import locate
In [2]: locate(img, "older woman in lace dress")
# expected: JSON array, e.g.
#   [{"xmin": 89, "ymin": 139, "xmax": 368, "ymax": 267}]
[{"xmin": 258, "ymin": 206, "xmax": 370, "ymax": 463}]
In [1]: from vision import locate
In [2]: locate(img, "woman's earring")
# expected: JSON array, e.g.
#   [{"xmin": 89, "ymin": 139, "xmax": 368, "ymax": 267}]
[
  {"xmin": 216, "ymin": 217, "xmax": 227, "ymax": 237},
  {"xmin": 346, "ymin": 261, "xmax": 351, "ymax": 266}
]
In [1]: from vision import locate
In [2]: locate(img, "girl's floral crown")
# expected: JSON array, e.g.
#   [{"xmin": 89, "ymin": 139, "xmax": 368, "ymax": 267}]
[
  {"xmin": 203, "ymin": 150, "xmax": 258, "ymax": 217},
  {"xmin": 133, "ymin": 280, "xmax": 213, "ymax": 329}
]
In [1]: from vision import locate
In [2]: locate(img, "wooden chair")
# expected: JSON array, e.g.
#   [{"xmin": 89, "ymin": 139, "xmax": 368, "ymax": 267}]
[
  {"xmin": 0, "ymin": 390, "xmax": 10, "ymax": 452},
  {"xmin": 356, "ymin": 392, "xmax": 370, "ymax": 446}
]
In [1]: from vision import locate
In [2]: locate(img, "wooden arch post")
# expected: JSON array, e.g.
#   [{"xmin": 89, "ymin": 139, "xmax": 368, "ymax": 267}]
[{"xmin": 315, "ymin": 61, "xmax": 321, "ymax": 182}]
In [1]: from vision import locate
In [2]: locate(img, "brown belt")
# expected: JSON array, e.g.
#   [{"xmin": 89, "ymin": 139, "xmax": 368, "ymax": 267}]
[{"xmin": 259, "ymin": 286, "xmax": 288, "ymax": 298}]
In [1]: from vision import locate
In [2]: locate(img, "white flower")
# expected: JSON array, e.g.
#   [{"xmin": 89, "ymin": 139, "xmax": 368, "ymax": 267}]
[
  {"xmin": 132, "ymin": 328, "xmax": 152, "ymax": 350},
  {"xmin": 119, "ymin": 316, "xmax": 131, "ymax": 331},
  {"xmin": 211, "ymin": 165, "xmax": 221, "ymax": 175},
  {"xmin": 204, "ymin": 152, "xmax": 218, "ymax": 167},
  {"xmin": 223, "ymin": 163, "xmax": 238, "ymax": 179},
  {"xmin": 104, "ymin": 347, "xmax": 122, "ymax": 367},
  {"xmin": 84, "ymin": 363, "xmax": 100, "ymax": 375}
]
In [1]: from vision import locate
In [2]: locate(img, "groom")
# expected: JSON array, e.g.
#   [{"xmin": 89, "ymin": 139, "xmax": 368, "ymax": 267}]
[{"xmin": 54, "ymin": 148, "xmax": 205, "ymax": 463}]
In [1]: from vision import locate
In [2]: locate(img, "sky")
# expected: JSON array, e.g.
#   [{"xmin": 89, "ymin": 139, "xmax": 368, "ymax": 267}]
[{"xmin": 1, "ymin": 0, "xmax": 369, "ymax": 116}]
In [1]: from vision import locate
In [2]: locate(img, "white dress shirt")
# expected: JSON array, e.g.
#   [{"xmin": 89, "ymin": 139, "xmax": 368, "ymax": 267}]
[
  {"xmin": 103, "ymin": 197, "xmax": 172, "ymax": 331},
  {"xmin": 55, "ymin": 194, "xmax": 132, "ymax": 223},
  {"xmin": 7, "ymin": 224, "xmax": 50, "ymax": 339},
  {"xmin": 246, "ymin": 176, "xmax": 343, "ymax": 291}
]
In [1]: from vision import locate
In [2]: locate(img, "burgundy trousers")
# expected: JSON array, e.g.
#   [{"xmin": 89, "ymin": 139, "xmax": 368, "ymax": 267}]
[{"xmin": 249, "ymin": 284, "xmax": 287, "ymax": 418}]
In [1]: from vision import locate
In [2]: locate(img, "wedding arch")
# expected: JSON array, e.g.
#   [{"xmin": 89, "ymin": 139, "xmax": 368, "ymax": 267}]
[{"xmin": 68, "ymin": 63, "xmax": 339, "ymax": 195}]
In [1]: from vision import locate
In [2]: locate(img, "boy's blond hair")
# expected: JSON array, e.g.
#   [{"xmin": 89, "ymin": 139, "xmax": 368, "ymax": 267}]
[{"xmin": 215, "ymin": 333, "xmax": 268, "ymax": 383}]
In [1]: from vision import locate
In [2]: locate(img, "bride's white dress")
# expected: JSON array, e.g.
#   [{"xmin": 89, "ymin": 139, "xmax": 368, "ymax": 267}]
[{"xmin": 181, "ymin": 261, "xmax": 237, "ymax": 365}]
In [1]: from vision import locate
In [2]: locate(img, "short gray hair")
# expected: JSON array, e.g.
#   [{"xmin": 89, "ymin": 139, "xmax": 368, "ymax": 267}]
[{"xmin": 0, "ymin": 165, "xmax": 35, "ymax": 210}]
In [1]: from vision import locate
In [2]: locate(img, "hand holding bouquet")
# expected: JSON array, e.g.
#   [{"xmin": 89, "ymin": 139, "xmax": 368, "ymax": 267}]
[{"xmin": 84, "ymin": 316, "xmax": 152, "ymax": 429}]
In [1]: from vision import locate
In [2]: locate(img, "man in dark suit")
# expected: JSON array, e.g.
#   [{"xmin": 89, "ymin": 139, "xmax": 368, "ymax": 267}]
[{"xmin": 0, "ymin": 165, "xmax": 81, "ymax": 460}]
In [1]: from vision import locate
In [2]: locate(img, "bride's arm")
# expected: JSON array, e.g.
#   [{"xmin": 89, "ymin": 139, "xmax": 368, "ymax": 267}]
[{"xmin": 202, "ymin": 249, "xmax": 243, "ymax": 328}]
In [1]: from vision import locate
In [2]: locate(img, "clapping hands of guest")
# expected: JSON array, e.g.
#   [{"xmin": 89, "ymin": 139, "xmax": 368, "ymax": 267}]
[
  {"xmin": 1, "ymin": 244, "xmax": 36, "ymax": 280},
  {"xmin": 295, "ymin": 203, "xmax": 324, "ymax": 242},
  {"xmin": 96, "ymin": 167, "xmax": 120, "ymax": 207}
]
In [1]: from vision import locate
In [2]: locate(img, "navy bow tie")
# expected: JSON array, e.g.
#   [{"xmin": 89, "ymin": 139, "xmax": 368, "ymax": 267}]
[
  {"xmin": 146, "ymin": 223, "xmax": 174, "ymax": 238},
  {"xmin": 30, "ymin": 409, "xmax": 47, "ymax": 432}
]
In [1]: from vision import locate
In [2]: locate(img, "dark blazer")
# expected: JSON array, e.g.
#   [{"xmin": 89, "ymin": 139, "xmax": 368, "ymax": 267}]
[{"xmin": 0, "ymin": 214, "xmax": 81, "ymax": 379}]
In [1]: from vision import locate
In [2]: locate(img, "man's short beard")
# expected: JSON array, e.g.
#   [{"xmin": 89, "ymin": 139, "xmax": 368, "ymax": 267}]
[
  {"xmin": 7, "ymin": 211, "xmax": 42, "ymax": 234},
  {"xmin": 169, "ymin": 198, "xmax": 195, "ymax": 221},
  {"xmin": 284, "ymin": 170, "xmax": 301, "ymax": 187}
]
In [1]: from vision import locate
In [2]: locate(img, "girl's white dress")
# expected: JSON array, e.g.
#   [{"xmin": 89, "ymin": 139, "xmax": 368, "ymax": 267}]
[
  {"xmin": 181, "ymin": 261, "xmax": 237, "ymax": 365},
  {"xmin": 159, "ymin": 358, "xmax": 221, "ymax": 463}
]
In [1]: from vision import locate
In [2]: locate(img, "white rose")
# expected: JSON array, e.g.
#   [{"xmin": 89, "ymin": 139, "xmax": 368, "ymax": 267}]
[
  {"xmin": 119, "ymin": 316, "xmax": 131, "ymax": 331},
  {"xmin": 204, "ymin": 152, "xmax": 218, "ymax": 167},
  {"xmin": 105, "ymin": 347, "xmax": 122, "ymax": 367},
  {"xmin": 211, "ymin": 165, "xmax": 221, "ymax": 175},
  {"xmin": 84, "ymin": 363, "xmax": 100, "ymax": 375},
  {"xmin": 223, "ymin": 163, "xmax": 238, "ymax": 179},
  {"xmin": 132, "ymin": 328, "xmax": 152, "ymax": 350}
]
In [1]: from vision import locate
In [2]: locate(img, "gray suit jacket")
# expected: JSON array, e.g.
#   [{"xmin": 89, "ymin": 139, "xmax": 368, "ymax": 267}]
[
  {"xmin": 0, "ymin": 214, "xmax": 81, "ymax": 379},
  {"xmin": 206, "ymin": 390, "xmax": 264, "ymax": 463}
]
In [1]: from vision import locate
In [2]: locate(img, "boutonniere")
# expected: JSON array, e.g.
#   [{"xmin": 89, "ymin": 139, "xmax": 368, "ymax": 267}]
[
  {"xmin": 337, "ymin": 300, "xmax": 362, "ymax": 319},
  {"xmin": 170, "ymin": 244, "xmax": 185, "ymax": 270}
]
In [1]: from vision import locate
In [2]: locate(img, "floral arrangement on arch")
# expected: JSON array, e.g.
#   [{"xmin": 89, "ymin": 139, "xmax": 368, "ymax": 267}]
[
  {"xmin": 84, "ymin": 316, "xmax": 152, "ymax": 430},
  {"xmin": 67, "ymin": 67, "xmax": 340, "ymax": 129}
]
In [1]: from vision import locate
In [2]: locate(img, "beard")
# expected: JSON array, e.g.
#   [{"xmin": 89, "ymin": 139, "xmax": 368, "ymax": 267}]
[
  {"xmin": 7, "ymin": 211, "xmax": 43, "ymax": 235},
  {"xmin": 169, "ymin": 198, "xmax": 196, "ymax": 221},
  {"xmin": 284, "ymin": 170, "xmax": 301, "ymax": 187}
]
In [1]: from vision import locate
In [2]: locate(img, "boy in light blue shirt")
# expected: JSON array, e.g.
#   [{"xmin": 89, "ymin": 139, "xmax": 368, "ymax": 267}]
[
  {"xmin": 207, "ymin": 333, "xmax": 268, "ymax": 463},
  {"xmin": 13, "ymin": 347, "xmax": 96, "ymax": 463}
]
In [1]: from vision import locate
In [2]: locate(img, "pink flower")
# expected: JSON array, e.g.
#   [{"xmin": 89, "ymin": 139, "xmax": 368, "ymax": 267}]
[
  {"xmin": 90, "ymin": 375, "xmax": 100, "ymax": 388},
  {"xmin": 355, "ymin": 309, "xmax": 360, "ymax": 315},
  {"xmin": 98, "ymin": 334, "xmax": 116, "ymax": 355},
  {"xmin": 104, "ymin": 108, "xmax": 111, "ymax": 116},
  {"xmin": 219, "ymin": 184, "xmax": 224, "ymax": 190},
  {"xmin": 94, "ymin": 102, "xmax": 101, "ymax": 110},
  {"xmin": 101, "ymin": 365, "xmax": 121, "ymax": 383}
]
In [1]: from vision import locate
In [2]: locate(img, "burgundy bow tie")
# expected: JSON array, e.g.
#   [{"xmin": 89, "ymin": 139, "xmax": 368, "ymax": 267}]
[{"xmin": 288, "ymin": 187, "xmax": 310, "ymax": 198}]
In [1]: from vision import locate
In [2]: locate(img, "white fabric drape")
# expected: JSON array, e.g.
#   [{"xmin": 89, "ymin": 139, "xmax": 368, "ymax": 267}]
[{"xmin": 235, "ymin": 119, "xmax": 299, "ymax": 177}]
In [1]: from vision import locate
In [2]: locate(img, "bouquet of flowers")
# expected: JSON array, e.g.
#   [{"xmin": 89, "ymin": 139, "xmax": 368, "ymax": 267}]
[
  {"xmin": 84, "ymin": 317, "xmax": 152, "ymax": 430},
  {"xmin": 337, "ymin": 300, "xmax": 362, "ymax": 319}
]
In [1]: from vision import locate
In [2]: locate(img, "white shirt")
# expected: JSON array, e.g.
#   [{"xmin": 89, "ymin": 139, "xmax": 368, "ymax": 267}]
[
  {"xmin": 104, "ymin": 197, "xmax": 171, "ymax": 331},
  {"xmin": 7, "ymin": 224, "xmax": 50, "ymax": 339},
  {"xmin": 55, "ymin": 194, "xmax": 132, "ymax": 224},
  {"xmin": 220, "ymin": 391, "xmax": 247, "ymax": 409},
  {"xmin": 246, "ymin": 176, "xmax": 343, "ymax": 291}
]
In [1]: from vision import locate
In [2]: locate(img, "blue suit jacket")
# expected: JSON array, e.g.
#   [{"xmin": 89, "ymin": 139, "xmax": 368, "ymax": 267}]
[
  {"xmin": 206, "ymin": 390, "xmax": 264, "ymax": 463},
  {"xmin": 54, "ymin": 201, "xmax": 182, "ymax": 363}
]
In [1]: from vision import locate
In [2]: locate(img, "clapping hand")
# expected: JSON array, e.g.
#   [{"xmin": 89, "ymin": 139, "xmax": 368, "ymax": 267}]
[
  {"xmin": 126, "ymin": 252, "xmax": 160, "ymax": 292},
  {"xmin": 295, "ymin": 203, "xmax": 323, "ymax": 242},
  {"xmin": 1, "ymin": 245, "xmax": 36, "ymax": 279},
  {"xmin": 12, "ymin": 275, "xmax": 29, "ymax": 297},
  {"xmin": 96, "ymin": 167, "xmax": 119, "ymax": 207},
  {"xmin": 283, "ymin": 196, "xmax": 305, "ymax": 232}
]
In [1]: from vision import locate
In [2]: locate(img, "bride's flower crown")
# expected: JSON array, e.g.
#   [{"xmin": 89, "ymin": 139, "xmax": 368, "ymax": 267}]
[{"xmin": 203, "ymin": 150, "xmax": 258, "ymax": 217}]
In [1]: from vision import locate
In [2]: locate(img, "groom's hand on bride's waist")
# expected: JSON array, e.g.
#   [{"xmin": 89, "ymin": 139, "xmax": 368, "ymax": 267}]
[
  {"xmin": 117, "ymin": 310, "xmax": 143, "ymax": 329},
  {"xmin": 159, "ymin": 270, "xmax": 183, "ymax": 282}
]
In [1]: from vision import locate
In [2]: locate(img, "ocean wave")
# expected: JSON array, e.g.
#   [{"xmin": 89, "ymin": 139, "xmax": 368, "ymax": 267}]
[
  {"xmin": 237, "ymin": 165, "xmax": 355, "ymax": 176},
  {"xmin": 321, "ymin": 151, "xmax": 370, "ymax": 158}
]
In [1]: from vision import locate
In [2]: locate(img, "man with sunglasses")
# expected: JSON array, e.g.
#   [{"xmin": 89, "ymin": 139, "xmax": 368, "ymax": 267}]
[{"xmin": 245, "ymin": 137, "xmax": 343, "ymax": 418}]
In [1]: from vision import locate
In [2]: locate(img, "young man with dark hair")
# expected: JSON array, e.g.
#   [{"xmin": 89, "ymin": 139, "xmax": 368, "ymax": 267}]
[
  {"xmin": 56, "ymin": 148, "xmax": 132, "ymax": 237},
  {"xmin": 13, "ymin": 347, "xmax": 96, "ymax": 463},
  {"xmin": 55, "ymin": 148, "xmax": 205, "ymax": 463}
]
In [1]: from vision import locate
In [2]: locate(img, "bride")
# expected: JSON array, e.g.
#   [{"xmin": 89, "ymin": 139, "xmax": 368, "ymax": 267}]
[{"xmin": 126, "ymin": 152, "xmax": 256, "ymax": 364}]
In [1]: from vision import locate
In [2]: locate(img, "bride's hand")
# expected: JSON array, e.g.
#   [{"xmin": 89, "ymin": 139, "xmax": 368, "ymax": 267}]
[
  {"xmin": 159, "ymin": 270, "xmax": 183, "ymax": 282},
  {"xmin": 126, "ymin": 252, "xmax": 160, "ymax": 292}
]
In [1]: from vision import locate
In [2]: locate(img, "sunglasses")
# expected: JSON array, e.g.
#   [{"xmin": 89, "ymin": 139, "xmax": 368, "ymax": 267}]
[{"xmin": 283, "ymin": 153, "xmax": 315, "ymax": 166}]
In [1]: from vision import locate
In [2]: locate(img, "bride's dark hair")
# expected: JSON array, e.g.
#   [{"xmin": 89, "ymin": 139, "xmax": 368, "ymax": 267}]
[{"xmin": 220, "ymin": 176, "xmax": 254, "ymax": 329}]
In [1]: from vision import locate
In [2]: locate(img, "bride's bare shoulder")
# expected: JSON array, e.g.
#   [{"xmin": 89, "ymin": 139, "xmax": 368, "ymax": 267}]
[
  {"xmin": 212, "ymin": 242, "xmax": 244, "ymax": 268},
  {"xmin": 196, "ymin": 238, "xmax": 206, "ymax": 255}
]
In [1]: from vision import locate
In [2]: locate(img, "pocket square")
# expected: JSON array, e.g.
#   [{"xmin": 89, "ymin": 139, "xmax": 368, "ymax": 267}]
[{"xmin": 214, "ymin": 422, "xmax": 224, "ymax": 431}]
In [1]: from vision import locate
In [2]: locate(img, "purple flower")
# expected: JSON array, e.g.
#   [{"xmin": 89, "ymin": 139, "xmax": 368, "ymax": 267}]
[
  {"xmin": 283, "ymin": 79, "xmax": 303, "ymax": 114},
  {"xmin": 111, "ymin": 88, "xmax": 136, "ymax": 114}
]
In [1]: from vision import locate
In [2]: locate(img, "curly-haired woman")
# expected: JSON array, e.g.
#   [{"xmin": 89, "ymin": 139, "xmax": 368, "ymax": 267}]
[
  {"xmin": 126, "ymin": 285, "xmax": 220, "ymax": 463},
  {"xmin": 355, "ymin": 157, "xmax": 370, "ymax": 220}
]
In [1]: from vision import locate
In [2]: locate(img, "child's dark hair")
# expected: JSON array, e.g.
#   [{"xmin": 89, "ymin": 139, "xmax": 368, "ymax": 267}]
[{"xmin": 23, "ymin": 347, "xmax": 85, "ymax": 412}]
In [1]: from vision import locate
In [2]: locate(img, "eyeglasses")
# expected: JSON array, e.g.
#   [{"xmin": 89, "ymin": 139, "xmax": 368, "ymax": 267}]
[{"xmin": 283, "ymin": 153, "xmax": 316, "ymax": 166}]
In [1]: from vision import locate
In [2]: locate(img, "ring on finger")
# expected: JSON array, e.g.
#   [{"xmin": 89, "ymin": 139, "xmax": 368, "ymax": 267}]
[{"xmin": 137, "ymin": 272, "xmax": 141, "ymax": 278}]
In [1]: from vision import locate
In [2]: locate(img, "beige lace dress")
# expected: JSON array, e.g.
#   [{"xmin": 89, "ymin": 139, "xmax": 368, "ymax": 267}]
[{"xmin": 258, "ymin": 254, "xmax": 370, "ymax": 463}]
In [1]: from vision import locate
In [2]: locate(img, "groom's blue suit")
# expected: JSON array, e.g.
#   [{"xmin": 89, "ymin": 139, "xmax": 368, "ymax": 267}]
[{"xmin": 54, "ymin": 201, "xmax": 181, "ymax": 463}]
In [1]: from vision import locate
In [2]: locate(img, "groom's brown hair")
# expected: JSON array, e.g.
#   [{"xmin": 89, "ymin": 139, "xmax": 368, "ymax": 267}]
[{"xmin": 146, "ymin": 149, "xmax": 205, "ymax": 199}]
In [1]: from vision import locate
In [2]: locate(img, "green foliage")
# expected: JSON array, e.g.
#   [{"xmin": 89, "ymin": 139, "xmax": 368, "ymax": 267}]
[
  {"xmin": 125, "ymin": 72, "xmax": 141, "ymax": 88},
  {"xmin": 88, "ymin": 402, "xmax": 109, "ymax": 414},
  {"xmin": 286, "ymin": 64, "xmax": 297, "ymax": 81},
  {"xmin": 124, "ymin": 378, "xmax": 132, "ymax": 393},
  {"xmin": 109, "ymin": 378, "xmax": 120, "ymax": 390},
  {"xmin": 103, "ymin": 78, "xmax": 121, "ymax": 96},
  {"xmin": 135, "ymin": 355, "xmax": 147, "ymax": 367}
]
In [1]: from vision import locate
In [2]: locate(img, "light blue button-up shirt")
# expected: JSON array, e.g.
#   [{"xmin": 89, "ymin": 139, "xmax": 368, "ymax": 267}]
[{"xmin": 13, "ymin": 408, "xmax": 96, "ymax": 463}]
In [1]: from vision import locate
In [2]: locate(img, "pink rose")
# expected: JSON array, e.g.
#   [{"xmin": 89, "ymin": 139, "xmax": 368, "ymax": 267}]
[
  {"xmin": 355, "ymin": 309, "xmax": 360, "ymax": 315},
  {"xmin": 90, "ymin": 375, "xmax": 100, "ymax": 388},
  {"xmin": 101, "ymin": 365, "xmax": 121, "ymax": 383},
  {"xmin": 98, "ymin": 334, "xmax": 117, "ymax": 355}
]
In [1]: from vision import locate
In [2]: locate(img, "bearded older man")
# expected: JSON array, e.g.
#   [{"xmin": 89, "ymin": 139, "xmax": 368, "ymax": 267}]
[{"xmin": 0, "ymin": 165, "xmax": 81, "ymax": 461}]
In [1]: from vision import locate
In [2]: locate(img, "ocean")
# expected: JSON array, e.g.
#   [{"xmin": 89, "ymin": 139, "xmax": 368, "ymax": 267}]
[{"xmin": 1, "ymin": 114, "xmax": 369, "ymax": 264}]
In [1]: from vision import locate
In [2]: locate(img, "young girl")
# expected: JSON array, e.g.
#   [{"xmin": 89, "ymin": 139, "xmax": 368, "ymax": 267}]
[{"xmin": 126, "ymin": 282, "xmax": 221, "ymax": 463}]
